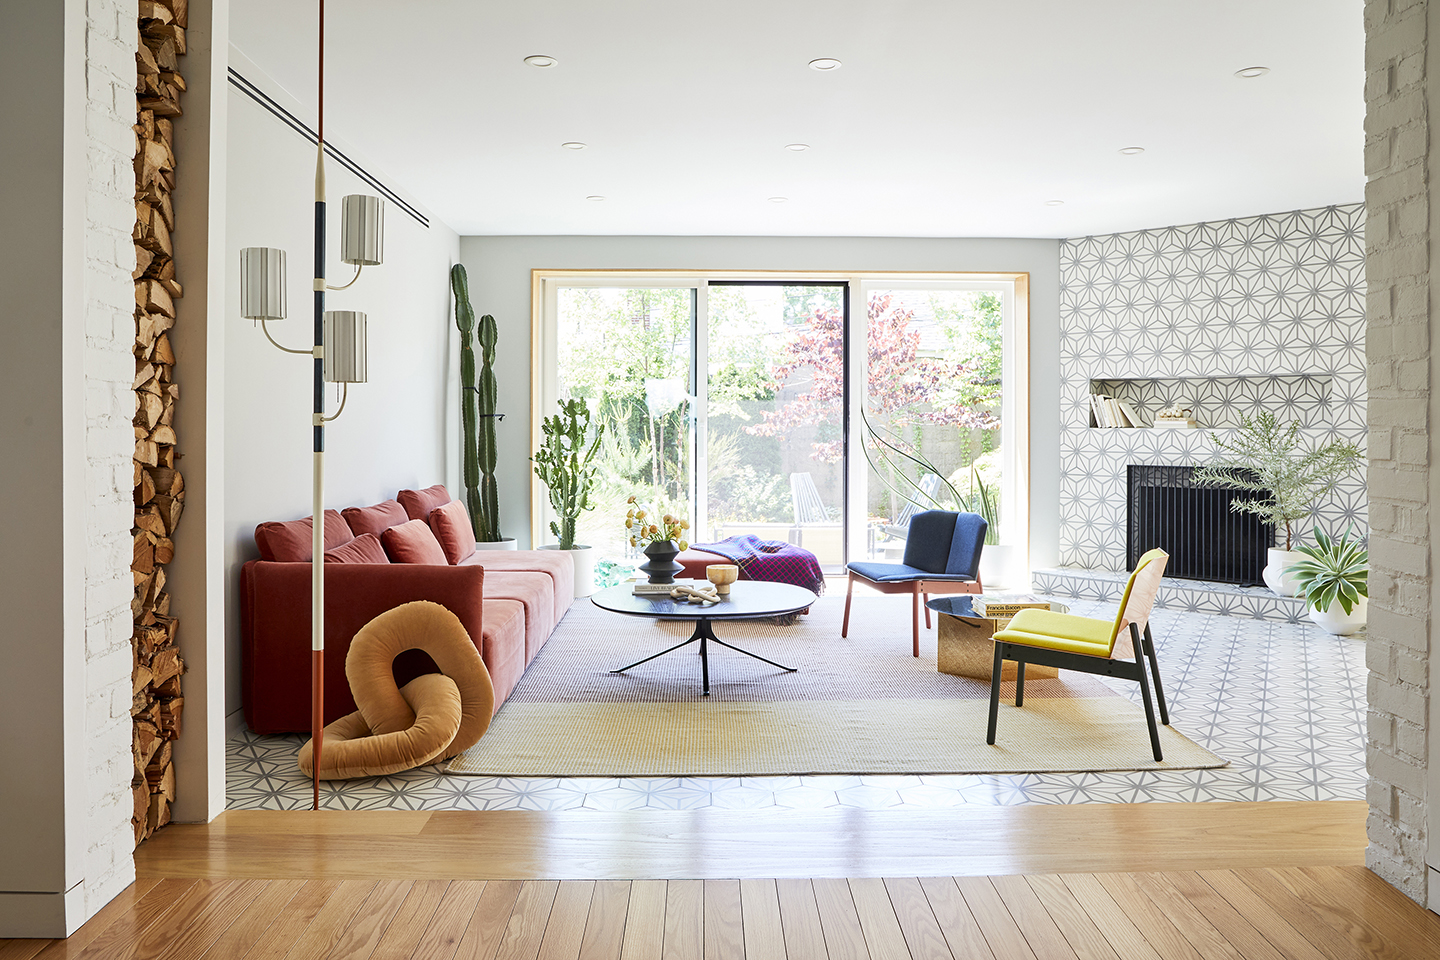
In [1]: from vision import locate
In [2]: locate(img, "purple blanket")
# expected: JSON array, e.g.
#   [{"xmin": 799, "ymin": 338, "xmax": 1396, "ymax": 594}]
[{"xmin": 690, "ymin": 535, "xmax": 826, "ymax": 595}]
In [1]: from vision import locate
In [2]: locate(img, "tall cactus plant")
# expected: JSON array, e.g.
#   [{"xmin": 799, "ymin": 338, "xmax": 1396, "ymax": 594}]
[
  {"xmin": 533, "ymin": 398, "xmax": 604, "ymax": 550},
  {"xmin": 451, "ymin": 264, "xmax": 501, "ymax": 541}
]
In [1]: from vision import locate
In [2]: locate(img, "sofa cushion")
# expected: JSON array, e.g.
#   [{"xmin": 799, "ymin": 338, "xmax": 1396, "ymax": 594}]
[
  {"xmin": 428, "ymin": 499, "xmax": 477, "ymax": 565},
  {"xmin": 459, "ymin": 550, "xmax": 575, "ymax": 627},
  {"xmin": 255, "ymin": 509, "xmax": 353, "ymax": 562},
  {"xmin": 398, "ymin": 484, "xmax": 451, "ymax": 521},
  {"xmin": 342, "ymin": 499, "xmax": 409, "ymax": 538},
  {"xmin": 478, "ymin": 598, "xmax": 528, "ymax": 710},
  {"xmin": 324, "ymin": 533, "xmax": 390, "ymax": 564},
  {"xmin": 480, "ymin": 570, "xmax": 558, "ymax": 665},
  {"xmin": 381, "ymin": 519, "xmax": 449, "ymax": 565}
]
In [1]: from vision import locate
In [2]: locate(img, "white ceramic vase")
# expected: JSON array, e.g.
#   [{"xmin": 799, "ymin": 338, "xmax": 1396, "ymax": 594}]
[
  {"xmin": 978, "ymin": 543, "xmax": 1015, "ymax": 590},
  {"xmin": 473, "ymin": 538, "xmax": 517, "ymax": 551},
  {"xmin": 1308, "ymin": 595, "xmax": 1367, "ymax": 636},
  {"xmin": 1262, "ymin": 548, "xmax": 1305, "ymax": 597},
  {"xmin": 540, "ymin": 543, "xmax": 595, "ymax": 598}
]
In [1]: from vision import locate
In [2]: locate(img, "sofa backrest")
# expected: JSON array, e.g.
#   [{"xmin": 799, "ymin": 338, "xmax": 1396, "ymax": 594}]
[
  {"xmin": 254, "ymin": 509, "xmax": 353, "ymax": 562},
  {"xmin": 398, "ymin": 484, "xmax": 451, "ymax": 521}
]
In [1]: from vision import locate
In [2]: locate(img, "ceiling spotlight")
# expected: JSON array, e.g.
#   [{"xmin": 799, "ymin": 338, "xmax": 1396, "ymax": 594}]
[
  {"xmin": 1235, "ymin": 65, "xmax": 1271, "ymax": 78},
  {"xmin": 585, "ymin": 195, "xmax": 605, "ymax": 202},
  {"xmin": 785, "ymin": 143, "xmax": 811, "ymax": 152},
  {"xmin": 1044, "ymin": 199, "xmax": 1065, "ymax": 207},
  {"xmin": 769, "ymin": 196, "xmax": 788, "ymax": 203},
  {"xmin": 1118, "ymin": 146, "xmax": 1146, "ymax": 155},
  {"xmin": 523, "ymin": 55, "xmax": 557, "ymax": 67},
  {"xmin": 808, "ymin": 58, "xmax": 842, "ymax": 71},
  {"xmin": 561, "ymin": 141, "xmax": 587, "ymax": 150}
]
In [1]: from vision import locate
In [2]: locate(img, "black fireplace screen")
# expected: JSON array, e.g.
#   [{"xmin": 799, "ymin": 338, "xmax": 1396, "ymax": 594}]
[{"xmin": 1127, "ymin": 465, "xmax": 1274, "ymax": 586}]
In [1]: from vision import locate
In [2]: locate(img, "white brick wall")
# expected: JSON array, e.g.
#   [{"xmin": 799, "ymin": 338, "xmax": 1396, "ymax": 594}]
[
  {"xmin": 1363, "ymin": 0, "xmax": 1431, "ymax": 905},
  {"xmin": 82, "ymin": 0, "xmax": 139, "ymax": 913}
]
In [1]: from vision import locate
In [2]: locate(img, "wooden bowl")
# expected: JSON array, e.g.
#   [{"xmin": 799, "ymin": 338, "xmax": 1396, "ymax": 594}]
[{"xmin": 705, "ymin": 564, "xmax": 740, "ymax": 595}]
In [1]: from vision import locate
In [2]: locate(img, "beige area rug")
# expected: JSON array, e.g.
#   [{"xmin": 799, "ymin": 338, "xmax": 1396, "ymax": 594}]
[{"xmin": 447, "ymin": 592, "xmax": 1226, "ymax": 777}]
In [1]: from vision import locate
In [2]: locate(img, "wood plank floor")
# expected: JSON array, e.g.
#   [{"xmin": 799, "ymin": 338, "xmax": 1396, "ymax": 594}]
[
  {"xmin": 134, "ymin": 801, "xmax": 1367, "ymax": 880},
  {"xmin": 6, "ymin": 867, "xmax": 1439, "ymax": 960}
]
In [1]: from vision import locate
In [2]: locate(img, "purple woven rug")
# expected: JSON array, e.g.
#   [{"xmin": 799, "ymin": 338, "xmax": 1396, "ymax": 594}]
[{"xmin": 690, "ymin": 535, "xmax": 826, "ymax": 595}]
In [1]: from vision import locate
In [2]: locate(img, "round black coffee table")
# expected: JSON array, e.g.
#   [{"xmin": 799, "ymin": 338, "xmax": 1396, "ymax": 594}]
[{"xmin": 591, "ymin": 580, "xmax": 817, "ymax": 695}]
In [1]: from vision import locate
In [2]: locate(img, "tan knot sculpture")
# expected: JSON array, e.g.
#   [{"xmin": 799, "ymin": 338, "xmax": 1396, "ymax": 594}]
[
  {"xmin": 299, "ymin": 601, "xmax": 494, "ymax": 780},
  {"xmin": 670, "ymin": 583, "xmax": 721, "ymax": 605}
]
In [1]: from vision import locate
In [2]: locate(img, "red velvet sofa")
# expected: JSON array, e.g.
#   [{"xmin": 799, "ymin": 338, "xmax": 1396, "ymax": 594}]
[{"xmin": 241, "ymin": 484, "xmax": 573, "ymax": 734}]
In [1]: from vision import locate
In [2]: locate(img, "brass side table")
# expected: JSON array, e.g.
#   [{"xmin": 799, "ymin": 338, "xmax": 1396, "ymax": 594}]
[{"xmin": 925, "ymin": 595, "xmax": 1070, "ymax": 680}]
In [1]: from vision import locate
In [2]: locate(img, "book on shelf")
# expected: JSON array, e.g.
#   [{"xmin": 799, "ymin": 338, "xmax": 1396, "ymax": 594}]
[
  {"xmin": 1116, "ymin": 399, "xmax": 1148, "ymax": 428},
  {"xmin": 1152, "ymin": 418, "xmax": 1199, "ymax": 428},
  {"xmin": 972, "ymin": 595, "xmax": 1052, "ymax": 617},
  {"xmin": 1090, "ymin": 393, "xmax": 1144, "ymax": 428}
]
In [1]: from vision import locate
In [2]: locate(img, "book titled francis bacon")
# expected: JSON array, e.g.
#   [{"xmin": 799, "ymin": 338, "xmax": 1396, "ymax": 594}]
[{"xmin": 971, "ymin": 596, "xmax": 1053, "ymax": 618}]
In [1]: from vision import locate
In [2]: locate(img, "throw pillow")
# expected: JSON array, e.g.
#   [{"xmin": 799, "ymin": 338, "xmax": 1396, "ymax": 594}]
[
  {"xmin": 341, "ymin": 499, "xmax": 409, "ymax": 537},
  {"xmin": 397, "ymin": 484, "xmax": 451, "ymax": 521},
  {"xmin": 427, "ymin": 499, "xmax": 477, "ymax": 564},
  {"xmin": 255, "ymin": 509, "xmax": 353, "ymax": 562},
  {"xmin": 323, "ymin": 533, "xmax": 390, "ymax": 564},
  {"xmin": 381, "ymin": 519, "xmax": 449, "ymax": 565}
]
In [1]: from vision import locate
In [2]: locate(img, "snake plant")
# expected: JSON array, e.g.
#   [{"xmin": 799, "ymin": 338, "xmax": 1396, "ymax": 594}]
[
  {"xmin": 451, "ymin": 264, "xmax": 501, "ymax": 541},
  {"xmin": 533, "ymin": 398, "xmax": 604, "ymax": 550}
]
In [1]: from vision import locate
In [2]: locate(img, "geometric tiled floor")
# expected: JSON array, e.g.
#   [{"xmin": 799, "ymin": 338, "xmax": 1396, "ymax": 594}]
[{"xmin": 226, "ymin": 600, "xmax": 1367, "ymax": 811}]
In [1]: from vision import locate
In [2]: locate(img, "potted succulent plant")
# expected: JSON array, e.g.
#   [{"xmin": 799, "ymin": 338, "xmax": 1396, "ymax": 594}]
[
  {"xmin": 1191, "ymin": 412, "xmax": 1362, "ymax": 597},
  {"xmin": 1285, "ymin": 526, "xmax": 1367, "ymax": 635},
  {"xmin": 533, "ymin": 397, "xmax": 604, "ymax": 596}
]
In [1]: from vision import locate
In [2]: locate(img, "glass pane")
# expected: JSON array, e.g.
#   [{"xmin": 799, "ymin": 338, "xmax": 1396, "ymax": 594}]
[
  {"xmin": 862, "ymin": 288, "xmax": 1003, "ymax": 560},
  {"xmin": 706, "ymin": 285, "xmax": 846, "ymax": 572},
  {"xmin": 556, "ymin": 287, "xmax": 694, "ymax": 586}
]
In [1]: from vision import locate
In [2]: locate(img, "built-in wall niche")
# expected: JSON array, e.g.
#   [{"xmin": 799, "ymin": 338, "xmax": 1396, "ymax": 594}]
[{"xmin": 1088, "ymin": 374, "xmax": 1333, "ymax": 430}]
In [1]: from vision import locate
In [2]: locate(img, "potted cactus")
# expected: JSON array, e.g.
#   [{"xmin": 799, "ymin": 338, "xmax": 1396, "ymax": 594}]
[
  {"xmin": 533, "ymin": 397, "xmax": 604, "ymax": 596},
  {"xmin": 451, "ymin": 264, "xmax": 513, "ymax": 549}
]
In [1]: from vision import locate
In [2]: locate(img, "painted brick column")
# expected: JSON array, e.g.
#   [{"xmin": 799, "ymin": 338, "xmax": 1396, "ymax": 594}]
[{"xmin": 1363, "ymin": 0, "xmax": 1432, "ymax": 906}]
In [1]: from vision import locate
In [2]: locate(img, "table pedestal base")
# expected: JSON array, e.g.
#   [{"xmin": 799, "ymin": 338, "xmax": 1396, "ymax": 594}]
[{"xmin": 611, "ymin": 617, "xmax": 797, "ymax": 695}]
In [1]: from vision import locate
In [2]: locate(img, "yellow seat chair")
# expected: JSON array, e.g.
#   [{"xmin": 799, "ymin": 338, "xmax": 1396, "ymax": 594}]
[{"xmin": 986, "ymin": 548, "xmax": 1171, "ymax": 760}]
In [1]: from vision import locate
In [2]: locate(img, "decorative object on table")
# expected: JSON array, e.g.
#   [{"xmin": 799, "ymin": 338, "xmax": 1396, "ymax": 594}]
[
  {"xmin": 1285, "ymin": 526, "xmax": 1368, "ymax": 635},
  {"xmin": 298, "ymin": 601, "xmax": 494, "ymax": 779},
  {"xmin": 451, "ymin": 263, "xmax": 509, "ymax": 549},
  {"xmin": 625, "ymin": 497, "xmax": 689, "ymax": 584},
  {"xmin": 930, "ymin": 595, "xmax": 1066, "ymax": 681},
  {"xmin": 1153, "ymin": 403, "xmax": 1198, "ymax": 428},
  {"xmin": 669, "ymin": 583, "xmax": 721, "ymax": 605},
  {"xmin": 237, "ymin": 2, "xmax": 388, "ymax": 808},
  {"xmin": 842, "ymin": 510, "xmax": 987, "ymax": 657},
  {"xmin": 705, "ymin": 564, "xmax": 739, "ymax": 595},
  {"xmin": 689, "ymin": 535, "xmax": 825, "ymax": 594},
  {"xmin": 989, "ymin": 549, "xmax": 1172, "ymax": 762},
  {"xmin": 533, "ymin": 397, "xmax": 604, "ymax": 597},
  {"xmin": 1191, "ymin": 412, "xmax": 1363, "ymax": 597}
]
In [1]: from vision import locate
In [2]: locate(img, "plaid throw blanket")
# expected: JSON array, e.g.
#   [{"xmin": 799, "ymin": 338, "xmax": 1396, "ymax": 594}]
[{"xmin": 690, "ymin": 535, "xmax": 826, "ymax": 595}]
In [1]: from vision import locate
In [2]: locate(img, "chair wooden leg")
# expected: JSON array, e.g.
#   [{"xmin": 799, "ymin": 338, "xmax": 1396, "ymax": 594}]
[
  {"xmin": 1143, "ymin": 623, "xmax": 1170, "ymax": 725},
  {"xmin": 841, "ymin": 574, "xmax": 855, "ymax": 638},
  {"xmin": 1015, "ymin": 660, "xmax": 1026, "ymax": 707},
  {"xmin": 911, "ymin": 584, "xmax": 920, "ymax": 657},
  {"xmin": 986, "ymin": 642, "xmax": 1004, "ymax": 744},
  {"xmin": 1132, "ymin": 625, "xmax": 1163, "ymax": 761},
  {"xmin": 923, "ymin": 591, "xmax": 931, "ymax": 628}
]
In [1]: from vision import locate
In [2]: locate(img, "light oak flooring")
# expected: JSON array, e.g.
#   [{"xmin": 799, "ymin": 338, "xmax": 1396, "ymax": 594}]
[{"xmin": 5, "ymin": 865, "xmax": 1440, "ymax": 960}]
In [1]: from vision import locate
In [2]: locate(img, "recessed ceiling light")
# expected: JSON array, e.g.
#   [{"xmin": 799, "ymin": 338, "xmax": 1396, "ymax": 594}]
[
  {"xmin": 1235, "ymin": 65, "xmax": 1271, "ymax": 79},
  {"xmin": 808, "ymin": 58, "xmax": 842, "ymax": 71},
  {"xmin": 561, "ymin": 141, "xmax": 587, "ymax": 150},
  {"xmin": 785, "ymin": 143, "xmax": 810, "ymax": 152},
  {"xmin": 1118, "ymin": 146, "xmax": 1146, "ymax": 155},
  {"xmin": 769, "ymin": 196, "xmax": 788, "ymax": 203},
  {"xmin": 523, "ymin": 55, "xmax": 557, "ymax": 67},
  {"xmin": 585, "ymin": 195, "xmax": 605, "ymax": 202},
  {"xmin": 1044, "ymin": 199, "xmax": 1065, "ymax": 207}
]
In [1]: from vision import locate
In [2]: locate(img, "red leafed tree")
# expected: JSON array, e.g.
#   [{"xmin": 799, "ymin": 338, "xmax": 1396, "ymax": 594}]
[{"xmin": 746, "ymin": 294, "xmax": 997, "ymax": 462}]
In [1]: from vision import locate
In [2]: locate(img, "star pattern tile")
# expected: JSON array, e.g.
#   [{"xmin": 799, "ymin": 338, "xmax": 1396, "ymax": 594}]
[{"xmin": 226, "ymin": 606, "xmax": 1366, "ymax": 812}]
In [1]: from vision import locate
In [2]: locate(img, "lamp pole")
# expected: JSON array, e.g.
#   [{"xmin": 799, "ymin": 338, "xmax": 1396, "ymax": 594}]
[{"xmin": 309, "ymin": 0, "xmax": 328, "ymax": 812}]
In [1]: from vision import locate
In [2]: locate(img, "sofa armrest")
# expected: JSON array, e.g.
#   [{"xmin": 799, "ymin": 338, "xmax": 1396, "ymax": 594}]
[{"xmin": 241, "ymin": 560, "xmax": 485, "ymax": 734}]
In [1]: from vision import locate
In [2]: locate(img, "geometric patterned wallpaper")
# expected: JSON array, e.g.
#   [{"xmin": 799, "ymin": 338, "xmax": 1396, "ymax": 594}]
[{"xmin": 1058, "ymin": 204, "xmax": 1367, "ymax": 571}]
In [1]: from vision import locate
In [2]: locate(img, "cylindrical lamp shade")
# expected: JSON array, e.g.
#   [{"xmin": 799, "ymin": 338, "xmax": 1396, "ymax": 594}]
[
  {"xmin": 239, "ymin": 247, "xmax": 287, "ymax": 320},
  {"xmin": 324, "ymin": 310, "xmax": 368, "ymax": 383},
  {"xmin": 341, "ymin": 195, "xmax": 385, "ymax": 266}
]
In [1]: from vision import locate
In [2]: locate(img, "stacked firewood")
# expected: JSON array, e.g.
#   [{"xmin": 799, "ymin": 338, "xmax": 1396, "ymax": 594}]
[{"xmin": 131, "ymin": 0, "xmax": 188, "ymax": 846}]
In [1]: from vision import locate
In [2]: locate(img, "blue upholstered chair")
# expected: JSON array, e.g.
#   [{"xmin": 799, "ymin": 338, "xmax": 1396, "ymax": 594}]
[{"xmin": 841, "ymin": 510, "xmax": 987, "ymax": 657}]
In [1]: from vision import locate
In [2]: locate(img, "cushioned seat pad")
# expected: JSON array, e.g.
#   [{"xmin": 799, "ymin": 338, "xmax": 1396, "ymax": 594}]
[
  {"xmin": 479, "ymin": 571, "xmax": 556, "ymax": 663},
  {"xmin": 460, "ymin": 550, "xmax": 574, "ymax": 624},
  {"xmin": 846, "ymin": 561, "xmax": 978, "ymax": 583},
  {"xmin": 992, "ymin": 608, "xmax": 1116, "ymax": 657}
]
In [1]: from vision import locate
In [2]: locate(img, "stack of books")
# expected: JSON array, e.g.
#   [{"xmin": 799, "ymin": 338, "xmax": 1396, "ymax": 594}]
[
  {"xmin": 1089, "ymin": 393, "xmax": 1148, "ymax": 428},
  {"xmin": 971, "ymin": 595, "xmax": 1052, "ymax": 621}
]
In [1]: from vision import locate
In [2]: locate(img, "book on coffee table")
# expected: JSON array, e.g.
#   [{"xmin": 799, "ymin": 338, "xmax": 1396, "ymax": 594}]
[
  {"xmin": 971, "ymin": 595, "xmax": 1052, "ymax": 618},
  {"xmin": 631, "ymin": 581, "xmax": 677, "ymax": 595}
]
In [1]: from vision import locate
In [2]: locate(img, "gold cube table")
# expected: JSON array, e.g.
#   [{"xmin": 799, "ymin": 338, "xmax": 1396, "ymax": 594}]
[{"xmin": 927, "ymin": 596, "xmax": 1069, "ymax": 681}]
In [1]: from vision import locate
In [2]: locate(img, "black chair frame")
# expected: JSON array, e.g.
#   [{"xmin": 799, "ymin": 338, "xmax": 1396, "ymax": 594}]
[{"xmin": 985, "ymin": 621, "xmax": 1171, "ymax": 761}]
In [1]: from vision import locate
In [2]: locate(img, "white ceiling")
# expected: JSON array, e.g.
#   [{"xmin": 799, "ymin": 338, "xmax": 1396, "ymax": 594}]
[{"xmin": 230, "ymin": 0, "xmax": 1364, "ymax": 238}]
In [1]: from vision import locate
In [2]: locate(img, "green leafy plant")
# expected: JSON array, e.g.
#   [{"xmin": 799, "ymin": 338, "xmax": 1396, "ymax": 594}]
[
  {"xmin": 1285, "ymin": 526, "xmax": 1368, "ymax": 614},
  {"xmin": 860, "ymin": 406, "xmax": 999, "ymax": 543},
  {"xmin": 968, "ymin": 471, "xmax": 1001, "ymax": 546},
  {"xmin": 1190, "ymin": 412, "xmax": 1362, "ymax": 550},
  {"xmin": 451, "ymin": 264, "xmax": 502, "ymax": 542},
  {"xmin": 533, "ymin": 398, "xmax": 605, "ymax": 550}
]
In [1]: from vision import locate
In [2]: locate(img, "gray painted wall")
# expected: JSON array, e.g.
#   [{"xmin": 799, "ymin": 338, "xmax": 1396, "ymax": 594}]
[{"xmin": 457, "ymin": 235, "xmax": 1061, "ymax": 569}]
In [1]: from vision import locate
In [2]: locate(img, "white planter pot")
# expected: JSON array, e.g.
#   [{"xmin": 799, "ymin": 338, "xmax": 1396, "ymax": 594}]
[
  {"xmin": 978, "ymin": 543, "xmax": 1016, "ymax": 590},
  {"xmin": 474, "ymin": 538, "xmax": 517, "ymax": 551},
  {"xmin": 540, "ymin": 544, "xmax": 596, "ymax": 598},
  {"xmin": 1308, "ymin": 595, "xmax": 1367, "ymax": 636},
  {"xmin": 1262, "ymin": 548, "xmax": 1305, "ymax": 597}
]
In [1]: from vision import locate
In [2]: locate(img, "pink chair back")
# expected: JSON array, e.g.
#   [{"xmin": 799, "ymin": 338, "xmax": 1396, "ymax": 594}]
[{"xmin": 1106, "ymin": 548, "xmax": 1169, "ymax": 656}]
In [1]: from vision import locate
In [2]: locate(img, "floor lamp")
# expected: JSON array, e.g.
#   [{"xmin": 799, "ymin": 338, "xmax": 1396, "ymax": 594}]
[{"xmin": 238, "ymin": 0, "xmax": 385, "ymax": 810}]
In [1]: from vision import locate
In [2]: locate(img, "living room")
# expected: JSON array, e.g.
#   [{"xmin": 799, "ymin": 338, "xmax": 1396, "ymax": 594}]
[{"xmin": 4, "ymin": 0, "xmax": 1438, "ymax": 950}]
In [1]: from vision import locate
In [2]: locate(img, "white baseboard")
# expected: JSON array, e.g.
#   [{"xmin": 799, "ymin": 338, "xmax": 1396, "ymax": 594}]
[
  {"xmin": 0, "ymin": 885, "xmax": 85, "ymax": 938},
  {"xmin": 1429, "ymin": 865, "xmax": 1439, "ymax": 916}
]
